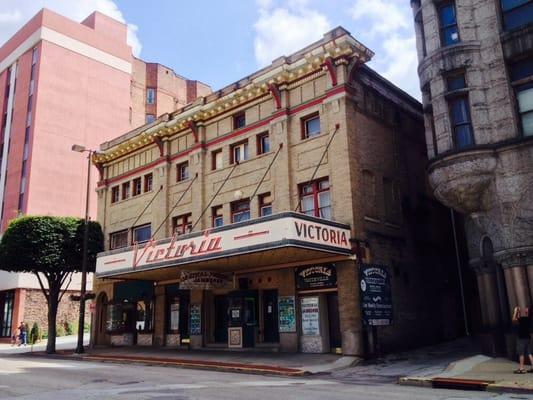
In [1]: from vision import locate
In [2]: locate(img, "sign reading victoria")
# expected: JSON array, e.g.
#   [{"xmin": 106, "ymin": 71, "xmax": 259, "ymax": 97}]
[
  {"xmin": 96, "ymin": 213, "xmax": 352, "ymax": 278},
  {"xmin": 359, "ymin": 263, "xmax": 393, "ymax": 326},
  {"xmin": 295, "ymin": 264, "xmax": 337, "ymax": 290}
]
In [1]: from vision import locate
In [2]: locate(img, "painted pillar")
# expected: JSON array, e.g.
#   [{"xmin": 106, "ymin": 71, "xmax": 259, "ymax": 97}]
[{"xmin": 153, "ymin": 284, "xmax": 166, "ymax": 346}]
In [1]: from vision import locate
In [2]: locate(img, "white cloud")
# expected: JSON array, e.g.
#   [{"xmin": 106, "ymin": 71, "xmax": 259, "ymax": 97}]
[
  {"xmin": 0, "ymin": 0, "xmax": 141, "ymax": 56},
  {"xmin": 253, "ymin": 0, "xmax": 331, "ymax": 67},
  {"xmin": 349, "ymin": 0, "xmax": 420, "ymax": 100}
]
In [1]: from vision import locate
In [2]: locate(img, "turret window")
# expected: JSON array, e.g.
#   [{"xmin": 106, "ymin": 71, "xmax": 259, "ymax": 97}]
[{"xmin": 438, "ymin": 2, "xmax": 460, "ymax": 46}]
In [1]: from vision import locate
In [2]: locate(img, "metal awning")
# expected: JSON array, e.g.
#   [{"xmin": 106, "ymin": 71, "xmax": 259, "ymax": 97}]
[{"xmin": 96, "ymin": 212, "xmax": 354, "ymax": 281}]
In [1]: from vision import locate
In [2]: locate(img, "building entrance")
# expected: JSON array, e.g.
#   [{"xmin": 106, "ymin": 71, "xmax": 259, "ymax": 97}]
[
  {"xmin": 262, "ymin": 289, "xmax": 279, "ymax": 343},
  {"xmin": 327, "ymin": 293, "xmax": 342, "ymax": 350},
  {"xmin": 227, "ymin": 290, "xmax": 258, "ymax": 348}
]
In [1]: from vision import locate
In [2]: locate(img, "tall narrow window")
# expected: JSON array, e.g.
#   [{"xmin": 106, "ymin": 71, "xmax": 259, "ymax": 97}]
[
  {"xmin": 146, "ymin": 88, "xmax": 156, "ymax": 104},
  {"xmin": 172, "ymin": 213, "xmax": 192, "ymax": 235},
  {"xmin": 299, "ymin": 178, "xmax": 331, "ymax": 219},
  {"xmin": 259, "ymin": 193, "xmax": 272, "ymax": 217},
  {"xmin": 500, "ymin": 0, "xmax": 533, "ymax": 31},
  {"xmin": 176, "ymin": 161, "xmax": 189, "ymax": 182},
  {"xmin": 132, "ymin": 177, "xmax": 142, "ymax": 196},
  {"xmin": 212, "ymin": 205, "xmax": 223, "ymax": 227},
  {"xmin": 231, "ymin": 199, "xmax": 250, "ymax": 223},
  {"xmin": 510, "ymin": 58, "xmax": 533, "ymax": 137},
  {"xmin": 414, "ymin": 10, "xmax": 427, "ymax": 57},
  {"xmin": 122, "ymin": 182, "xmax": 130, "ymax": 200},
  {"xmin": 446, "ymin": 73, "xmax": 474, "ymax": 148},
  {"xmin": 111, "ymin": 186, "xmax": 120, "ymax": 203},
  {"xmin": 257, "ymin": 132, "xmax": 270, "ymax": 155},
  {"xmin": 438, "ymin": 2, "xmax": 460, "ymax": 46},
  {"xmin": 449, "ymin": 96, "xmax": 474, "ymax": 148},
  {"xmin": 144, "ymin": 173, "xmax": 153, "ymax": 192},
  {"xmin": 212, "ymin": 149, "xmax": 223, "ymax": 170}
]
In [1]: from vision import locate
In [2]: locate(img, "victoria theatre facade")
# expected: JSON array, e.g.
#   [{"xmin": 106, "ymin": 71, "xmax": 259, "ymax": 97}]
[{"xmin": 92, "ymin": 27, "xmax": 464, "ymax": 355}]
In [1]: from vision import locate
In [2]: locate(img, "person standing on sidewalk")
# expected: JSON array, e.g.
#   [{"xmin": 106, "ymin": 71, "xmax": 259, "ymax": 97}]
[
  {"xmin": 513, "ymin": 306, "xmax": 533, "ymax": 373},
  {"xmin": 17, "ymin": 322, "xmax": 27, "ymax": 347}
]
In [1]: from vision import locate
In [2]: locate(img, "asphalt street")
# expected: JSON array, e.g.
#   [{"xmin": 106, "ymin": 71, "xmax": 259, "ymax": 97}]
[{"xmin": 0, "ymin": 355, "xmax": 530, "ymax": 400}]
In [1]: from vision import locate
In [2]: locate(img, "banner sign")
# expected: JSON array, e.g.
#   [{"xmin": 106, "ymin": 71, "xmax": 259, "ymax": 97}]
[
  {"xmin": 96, "ymin": 213, "xmax": 352, "ymax": 277},
  {"xmin": 179, "ymin": 271, "xmax": 233, "ymax": 290},
  {"xmin": 301, "ymin": 297, "xmax": 320, "ymax": 335},
  {"xmin": 295, "ymin": 264, "xmax": 337, "ymax": 290},
  {"xmin": 359, "ymin": 263, "xmax": 393, "ymax": 326},
  {"xmin": 189, "ymin": 303, "xmax": 201, "ymax": 335},
  {"xmin": 278, "ymin": 296, "xmax": 296, "ymax": 333}
]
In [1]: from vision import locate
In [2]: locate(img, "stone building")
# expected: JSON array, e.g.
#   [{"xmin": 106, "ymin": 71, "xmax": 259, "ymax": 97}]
[
  {"xmin": 0, "ymin": 8, "xmax": 209, "ymax": 341},
  {"xmin": 411, "ymin": 0, "xmax": 533, "ymax": 354},
  {"xmin": 91, "ymin": 27, "xmax": 463, "ymax": 355}
]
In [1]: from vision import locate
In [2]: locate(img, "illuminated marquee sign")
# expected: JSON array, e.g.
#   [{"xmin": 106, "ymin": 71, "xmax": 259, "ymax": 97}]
[{"xmin": 96, "ymin": 213, "xmax": 352, "ymax": 278}]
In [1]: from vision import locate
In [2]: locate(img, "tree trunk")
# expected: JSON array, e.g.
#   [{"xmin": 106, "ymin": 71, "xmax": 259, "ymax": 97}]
[{"xmin": 46, "ymin": 281, "xmax": 61, "ymax": 354}]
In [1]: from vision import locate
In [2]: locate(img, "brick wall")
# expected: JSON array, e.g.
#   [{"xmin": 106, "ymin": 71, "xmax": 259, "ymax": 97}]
[{"xmin": 22, "ymin": 288, "xmax": 89, "ymax": 334}]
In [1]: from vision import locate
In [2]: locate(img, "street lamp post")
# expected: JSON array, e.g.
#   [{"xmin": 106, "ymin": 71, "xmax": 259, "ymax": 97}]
[{"xmin": 71, "ymin": 144, "xmax": 95, "ymax": 354}]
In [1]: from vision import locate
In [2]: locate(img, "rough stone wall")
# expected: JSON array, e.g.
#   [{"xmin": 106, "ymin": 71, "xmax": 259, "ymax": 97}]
[{"xmin": 22, "ymin": 289, "xmax": 89, "ymax": 334}]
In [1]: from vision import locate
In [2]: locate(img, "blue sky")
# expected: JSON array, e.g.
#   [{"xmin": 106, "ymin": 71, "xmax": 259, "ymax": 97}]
[{"xmin": 0, "ymin": 0, "xmax": 420, "ymax": 99}]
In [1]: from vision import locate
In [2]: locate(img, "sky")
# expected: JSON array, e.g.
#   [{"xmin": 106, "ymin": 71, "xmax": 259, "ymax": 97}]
[{"xmin": 0, "ymin": 0, "xmax": 421, "ymax": 100}]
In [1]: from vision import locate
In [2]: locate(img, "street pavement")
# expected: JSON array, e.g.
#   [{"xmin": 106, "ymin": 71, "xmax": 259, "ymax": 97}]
[{"xmin": 0, "ymin": 355, "xmax": 529, "ymax": 400}]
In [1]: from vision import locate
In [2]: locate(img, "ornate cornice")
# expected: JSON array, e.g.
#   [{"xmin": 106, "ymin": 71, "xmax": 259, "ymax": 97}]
[{"xmin": 94, "ymin": 32, "xmax": 373, "ymax": 165}]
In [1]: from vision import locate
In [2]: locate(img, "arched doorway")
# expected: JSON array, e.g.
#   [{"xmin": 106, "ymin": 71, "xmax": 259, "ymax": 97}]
[{"xmin": 94, "ymin": 292, "xmax": 109, "ymax": 345}]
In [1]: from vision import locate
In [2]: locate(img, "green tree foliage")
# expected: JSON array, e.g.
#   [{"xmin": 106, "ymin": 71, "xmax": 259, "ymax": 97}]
[{"xmin": 0, "ymin": 216, "xmax": 103, "ymax": 353}]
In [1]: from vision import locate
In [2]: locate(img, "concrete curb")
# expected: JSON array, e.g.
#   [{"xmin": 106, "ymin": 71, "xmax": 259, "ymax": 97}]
[
  {"xmin": 25, "ymin": 352, "xmax": 308, "ymax": 377},
  {"xmin": 400, "ymin": 375, "xmax": 533, "ymax": 394}
]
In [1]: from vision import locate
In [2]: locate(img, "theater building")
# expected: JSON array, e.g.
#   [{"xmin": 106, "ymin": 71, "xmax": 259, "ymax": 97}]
[{"xmin": 92, "ymin": 27, "xmax": 463, "ymax": 355}]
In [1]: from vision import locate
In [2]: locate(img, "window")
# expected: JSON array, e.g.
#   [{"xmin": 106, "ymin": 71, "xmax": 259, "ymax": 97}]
[
  {"xmin": 501, "ymin": 0, "xmax": 533, "ymax": 31},
  {"xmin": 302, "ymin": 113, "xmax": 320, "ymax": 139},
  {"xmin": 257, "ymin": 132, "xmax": 270, "ymax": 155},
  {"xmin": 362, "ymin": 170, "xmax": 377, "ymax": 219},
  {"xmin": 146, "ymin": 88, "xmax": 155, "ymax": 104},
  {"xmin": 111, "ymin": 186, "xmax": 120, "ymax": 203},
  {"xmin": 133, "ymin": 224, "xmax": 151, "ymax": 243},
  {"xmin": 446, "ymin": 73, "xmax": 466, "ymax": 91},
  {"xmin": 121, "ymin": 182, "xmax": 130, "ymax": 200},
  {"xmin": 132, "ymin": 177, "xmax": 142, "ymax": 196},
  {"xmin": 176, "ymin": 161, "xmax": 189, "ymax": 182},
  {"xmin": 31, "ymin": 47, "xmax": 38, "ymax": 65},
  {"xmin": 415, "ymin": 11, "xmax": 427, "ymax": 57},
  {"xmin": 510, "ymin": 58, "xmax": 533, "ymax": 136},
  {"xmin": 233, "ymin": 112, "xmax": 246, "ymax": 129},
  {"xmin": 231, "ymin": 199, "xmax": 250, "ymax": 223},
  {"xmin": 438, "ymin": 3, "xmax": 460, "ymax": 46},
  {"xmin": 259, "ymin": 193, "xmax": 272, "ymax": 217},
  {"xmin": 212, "ymin": 149, "xmax": 223, "ymax": 170},
  {"xmin": 144, "ymin": 173, "xmax": 153, "ymax": 192},
  {"xmin": 299, "ymin": 178, "xmax": 331, "ymax": 219},
  {"xmin": 110, "ymin": 230, "xmax": 128, "ymax": 250},
  {"xmin": 145, "ymin": 114, "xmax": 155, "ymax": 124},
  {"xmin": 212, "ymin": 205, "xmax": 223, "ymax": 227},
  {"xmin": 172, "ymin": 213, "xmax": 192, "ymax": 235},
  {"xmin": 449, "ymin": 96, "xmax": 474, "ymax": 148},
  {"xmin": 230, "ymin": 141, "xmax": 249, "ymax": 164}
]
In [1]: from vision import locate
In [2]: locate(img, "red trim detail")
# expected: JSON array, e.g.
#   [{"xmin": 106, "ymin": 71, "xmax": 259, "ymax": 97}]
[
  {"xmin": 268, "ymin": 83, "xmax": 282, "ymax": 109},
  {"xmin": 188, "ymin": 121, "xmax": 199, "ymax": 143},
  {"xmin": 104, "ymin": 258, "xmax": 126, "ymax": 265},
  {"xmin": 233, "ymin": 230, "xmax": 270, "ymax": 240},
  {"xmin": 102, "ymin": 86, "xmax": 349, "ymax": 186}
]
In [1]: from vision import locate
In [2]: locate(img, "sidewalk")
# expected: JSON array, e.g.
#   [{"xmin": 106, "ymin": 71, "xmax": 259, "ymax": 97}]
[
  {"xmin": 28, "ymin": 345, "xmax": 358, "ymax": 377},
  {"xmin": 399, "ymin": 354, "xmax": 533, "ymax": 394},
  {"xmin": 0, "ymin": 334, "xmax": 89, "ymax": 355}
]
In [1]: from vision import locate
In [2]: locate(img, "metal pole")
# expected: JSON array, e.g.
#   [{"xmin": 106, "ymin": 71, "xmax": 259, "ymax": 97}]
[
  {"xmin": 75, "ymin": 151, "xmax": 91, "ymax": 354},
  {"xmin": 450, "ymin": 208, "xmax": 470, "ymax": 336}
]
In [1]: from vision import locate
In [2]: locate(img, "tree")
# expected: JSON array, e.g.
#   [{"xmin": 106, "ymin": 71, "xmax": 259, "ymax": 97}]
[{"xmin": 0, "ymin": 216, "xmax": 103, "ymax": 353}]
